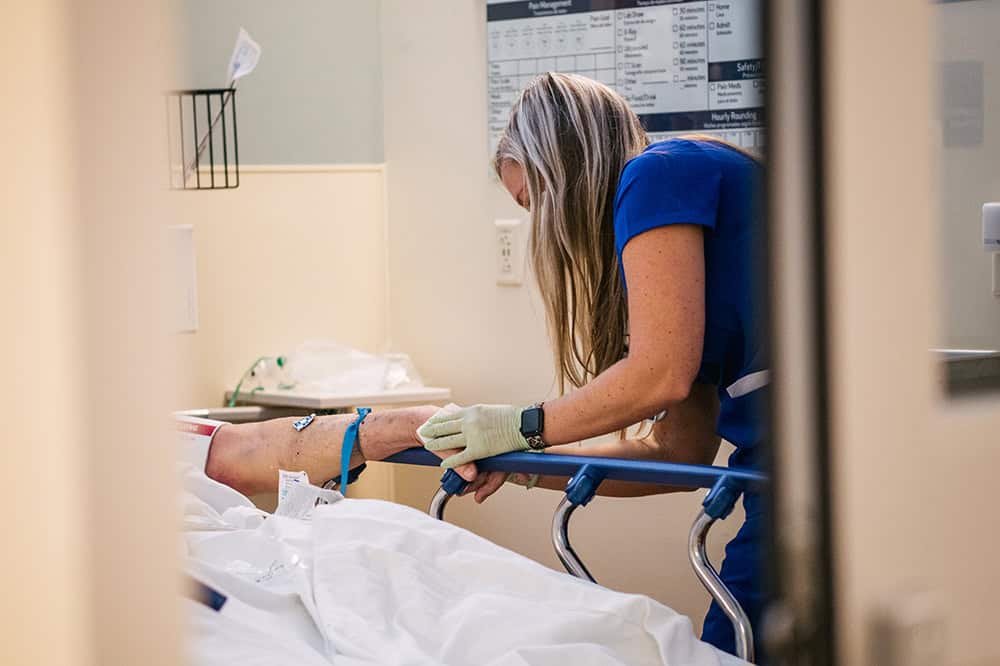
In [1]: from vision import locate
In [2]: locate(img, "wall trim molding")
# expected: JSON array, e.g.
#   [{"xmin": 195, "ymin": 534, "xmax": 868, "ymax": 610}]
[{"xmin": 236, "ymin": 163, "xmax": 386, "ymax": 174}]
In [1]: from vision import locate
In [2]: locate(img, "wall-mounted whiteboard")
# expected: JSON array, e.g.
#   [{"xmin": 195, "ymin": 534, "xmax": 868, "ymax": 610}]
[{"xmin": 487, "ymin": 0, "xmax": 765, "ymax": 152}]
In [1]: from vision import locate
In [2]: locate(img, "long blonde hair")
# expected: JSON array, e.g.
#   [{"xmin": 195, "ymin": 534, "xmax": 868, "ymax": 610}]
[{"xmin": 493, "ymin": 73, "xmax": 648, "ymax": 394}]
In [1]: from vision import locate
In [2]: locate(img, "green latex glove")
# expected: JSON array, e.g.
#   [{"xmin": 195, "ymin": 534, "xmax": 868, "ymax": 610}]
[{"xmin": 418, "ymin": 404, "xmax": 529, "ymax": 468}]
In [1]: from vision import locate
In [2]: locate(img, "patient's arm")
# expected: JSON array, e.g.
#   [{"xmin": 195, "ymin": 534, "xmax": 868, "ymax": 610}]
[
  {"xmin": 464, "ymin": 383, "xmax": 721, "ymax": 502},
  {"xmin": 205, "ymin": 406, "xmax": 476, "ymax": 496}
]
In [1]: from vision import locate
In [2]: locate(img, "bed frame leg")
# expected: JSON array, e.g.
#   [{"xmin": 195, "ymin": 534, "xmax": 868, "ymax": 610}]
[
  {"xmin": 688, "ymin": 478, "xmax": 755, "ymax": 663},
  {"xmin": 551, "ymin": 497, "xmax": 596, "ymax": 582}
]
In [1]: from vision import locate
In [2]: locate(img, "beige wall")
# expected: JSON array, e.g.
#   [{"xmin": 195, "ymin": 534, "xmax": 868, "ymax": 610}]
[
  {"xmin": 2, "ymin": 1, "xmax": 182, "ymax": 665},
  {"xmin": 936, "ymin": 1, "xmax": 1000, "ymax": 350},
  {"xmin": 1, "ymin": 3, "xmax": 90, "ymax": 664},
  {"xmin": 379, "ymin": 0, "xmax": 739, "ymax": 626},
  {"xmin": 169, "ymin": 165, "xmax": 395, "ymax": 511},
  {"xmin": 76, "ymin": 0, "xmax": 184, "ymax": 662},
  {"xmin": 171, "ymin": 165, "xmax": 388, "ymax": 409}
]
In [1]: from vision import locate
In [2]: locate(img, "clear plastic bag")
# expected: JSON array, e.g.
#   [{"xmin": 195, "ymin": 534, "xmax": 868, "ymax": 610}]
[{"xmin": 285, "ymin": 341, "xmax": 424, "ymax": 393}]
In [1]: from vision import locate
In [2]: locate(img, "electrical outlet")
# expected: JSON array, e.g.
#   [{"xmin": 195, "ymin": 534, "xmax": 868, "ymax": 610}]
[{"xmin": 495, "ymin": 219, "xmax": 523, "ymax": 286}]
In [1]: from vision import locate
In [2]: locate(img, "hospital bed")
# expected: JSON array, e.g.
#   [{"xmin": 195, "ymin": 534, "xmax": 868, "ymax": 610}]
[
  {"xmin": 182, "ymin": 406, "xmax": 766, "ymax": 663},
  {"xmin": 381, "ymin": 447, "xmax": 766, "ymax": 663}
]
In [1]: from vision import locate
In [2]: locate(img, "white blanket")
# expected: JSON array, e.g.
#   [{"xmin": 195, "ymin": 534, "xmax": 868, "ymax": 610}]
[{"xmin": 181, "ymin": 462, "xmax": 746, "ymax": 666}]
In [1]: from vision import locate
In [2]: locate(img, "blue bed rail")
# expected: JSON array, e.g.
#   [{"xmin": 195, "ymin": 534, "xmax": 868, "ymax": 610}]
[{"xmin": 383, "ymin": 447, "xmax": 767, "ymax": 493}]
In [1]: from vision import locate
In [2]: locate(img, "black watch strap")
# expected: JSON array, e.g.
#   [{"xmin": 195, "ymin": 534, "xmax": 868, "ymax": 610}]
[{"xmin": 520, "ymin": 402, "xmax": 546, "ymax": 450}]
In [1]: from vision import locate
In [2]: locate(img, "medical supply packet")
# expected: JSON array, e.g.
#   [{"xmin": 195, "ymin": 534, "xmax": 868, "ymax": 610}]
[{"xmin": 275, "ymin": 470, "xmax": 341, "ymax": 520}]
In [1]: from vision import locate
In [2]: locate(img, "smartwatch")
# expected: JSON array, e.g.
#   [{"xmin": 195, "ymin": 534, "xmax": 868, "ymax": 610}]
[{"xmin": 520, "ymin": 403, "xmax": 546, "ymax": 450}]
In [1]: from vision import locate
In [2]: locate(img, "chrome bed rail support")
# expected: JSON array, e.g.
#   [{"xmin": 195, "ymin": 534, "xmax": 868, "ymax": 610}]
[
  {"xmin": 550, "ymin": 465, "xmax": 605, "ymax": 583},
  {"xmin": 428, "ymin": 487, "xmax": 452, "ymax": 520},
  {"xmin": 427, "ymin": 469, "xmax": 468, "ymax": 520},
  {"xmin": 551, "ymin": 497, "xmax": 596, "ymax": 582},
  {"xmin": 691, "ymin": 477, "xmax": 755, "ymax": 663},
  {"xmin": 690, "ymin": 509, "xmax": 754, "ymax": 663}
]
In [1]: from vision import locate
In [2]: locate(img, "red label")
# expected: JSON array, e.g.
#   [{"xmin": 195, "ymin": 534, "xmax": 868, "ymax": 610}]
[{"xmin": 176, "ymin": 421, "xmax": 219, "ymax": 437}]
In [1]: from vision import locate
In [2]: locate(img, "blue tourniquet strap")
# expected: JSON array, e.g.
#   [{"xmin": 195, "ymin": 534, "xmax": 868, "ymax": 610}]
[{"xmin": 340, "ymin": 407, "xmax": 371, "ymax": 497}]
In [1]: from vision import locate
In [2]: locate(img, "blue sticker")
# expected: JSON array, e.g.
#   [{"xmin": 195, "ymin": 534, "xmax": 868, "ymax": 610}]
[{"xmin": 292, "ymin": 413, "xmax": 316, "ymax": 432}]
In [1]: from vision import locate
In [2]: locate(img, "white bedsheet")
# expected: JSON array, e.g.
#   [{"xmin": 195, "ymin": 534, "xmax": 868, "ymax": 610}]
[{"xmin": 181, "ymin": 462, "xmax": 747, "ymax": 665}]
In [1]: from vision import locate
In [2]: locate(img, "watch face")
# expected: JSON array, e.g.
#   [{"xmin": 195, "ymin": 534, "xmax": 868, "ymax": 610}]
[{"xmin": 521, "ymin": 407, "xmax": 542, "ymax": 436}]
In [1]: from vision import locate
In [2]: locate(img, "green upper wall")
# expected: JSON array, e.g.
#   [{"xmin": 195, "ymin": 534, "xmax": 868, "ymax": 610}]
[{"xmin": 180, "ymin": 0, "xmax": 384, "ymax": 164}]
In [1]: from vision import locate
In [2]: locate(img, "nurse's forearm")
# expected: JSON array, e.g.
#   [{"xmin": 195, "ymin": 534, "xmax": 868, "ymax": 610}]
[
  {"xmin": 462, "ymin": 383, "xmax": 719, "ymax": 503},
  {"xmin": 541, "ymin": 357, "xmax": 687, "ymax": 446},
  {"xmin": 533, "ymin": 382, "xmax": 720, "ymax": 496}
]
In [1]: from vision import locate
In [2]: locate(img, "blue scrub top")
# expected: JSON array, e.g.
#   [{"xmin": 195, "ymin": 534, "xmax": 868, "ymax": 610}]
[
  {"xmin": 613, "ymin": 137, "xmax": 768, "ymax": 656},
  {"xmin": 613, "ymin": 138, "xmax": 768, "ymax": 470}
]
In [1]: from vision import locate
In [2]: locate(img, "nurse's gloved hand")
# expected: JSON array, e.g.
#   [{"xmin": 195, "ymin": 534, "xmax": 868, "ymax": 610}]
[{"xmin": 418, "ymin": 404, "xmax": 529, "ymax": 468}]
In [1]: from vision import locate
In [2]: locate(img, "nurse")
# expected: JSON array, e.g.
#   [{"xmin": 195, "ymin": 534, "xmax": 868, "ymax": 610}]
[{"xmin": 418, "ymin": 72, "xmax": 768, "ymax": 655}]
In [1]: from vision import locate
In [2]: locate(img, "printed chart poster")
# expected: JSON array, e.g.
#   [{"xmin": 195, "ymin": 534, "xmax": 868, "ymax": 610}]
[{"xmin": 487, "ymin": 0, "xmax": 765, "ymax": 151}]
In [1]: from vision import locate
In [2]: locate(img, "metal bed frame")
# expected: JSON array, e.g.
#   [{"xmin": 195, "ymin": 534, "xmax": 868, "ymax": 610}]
[{"xmin": 384, "ymin": 448, "xmax": 766, "ymax": 664}]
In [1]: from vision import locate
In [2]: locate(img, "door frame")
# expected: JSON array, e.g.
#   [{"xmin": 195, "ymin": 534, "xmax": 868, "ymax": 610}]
[{"xmin": 764, "ymin": 0, "xmax": 837, "ymax": 662}]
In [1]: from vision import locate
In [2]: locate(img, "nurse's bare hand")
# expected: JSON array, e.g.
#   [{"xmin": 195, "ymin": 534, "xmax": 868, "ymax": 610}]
[
  {"xmin": 428, "ymin": 448, "xmax": 478, "ymax": 483},
  {"xmin": 462, "ymin": 470, "xmax": 510, "ymax": 503}
]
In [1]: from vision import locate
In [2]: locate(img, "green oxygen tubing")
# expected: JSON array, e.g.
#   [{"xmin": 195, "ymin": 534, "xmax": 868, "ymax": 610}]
[{"xmin": 227, "ymin": 355, "xmax": 291, "ymax": 407}]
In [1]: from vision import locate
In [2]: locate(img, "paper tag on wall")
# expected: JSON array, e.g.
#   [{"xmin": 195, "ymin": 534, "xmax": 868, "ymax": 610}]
[{"xmin": 226, "ymin": 28, "xmax": 261, "ymax": 85}]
